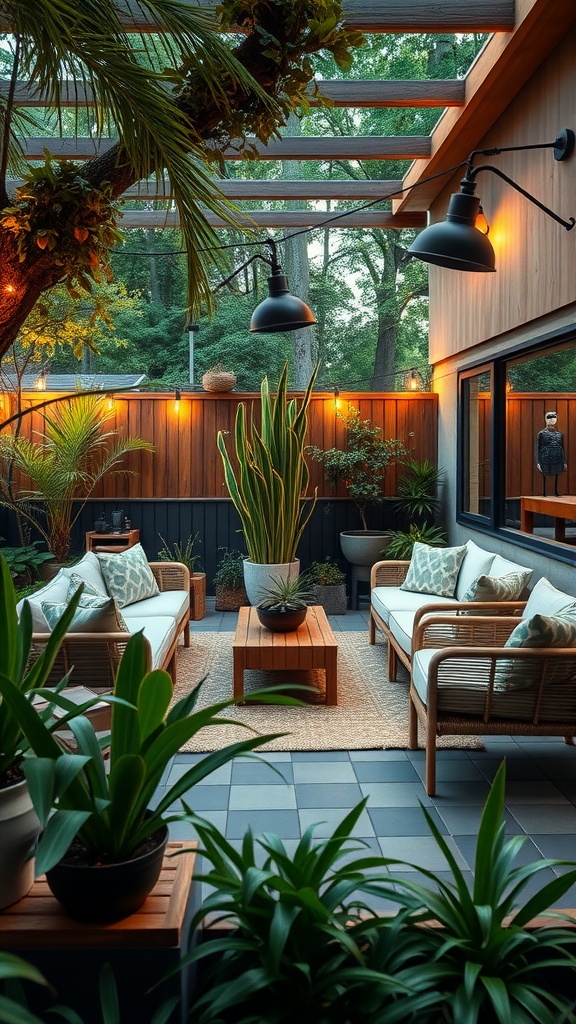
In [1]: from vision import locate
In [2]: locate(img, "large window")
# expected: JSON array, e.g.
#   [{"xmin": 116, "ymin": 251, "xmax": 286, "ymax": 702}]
[{"xmin": 458, "ymin": 328, "xmax": 576, "ymax": 562}]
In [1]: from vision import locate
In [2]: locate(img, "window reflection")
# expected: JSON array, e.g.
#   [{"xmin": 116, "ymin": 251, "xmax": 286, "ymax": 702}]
[{"xmin": 461, "ymin": 368, "xmax": 492, "ymax": 517}]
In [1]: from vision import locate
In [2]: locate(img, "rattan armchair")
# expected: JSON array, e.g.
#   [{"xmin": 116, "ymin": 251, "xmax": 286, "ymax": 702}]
[{"xmin": 410, "ymin": 613, "xmax": 576, "ymax": 795}]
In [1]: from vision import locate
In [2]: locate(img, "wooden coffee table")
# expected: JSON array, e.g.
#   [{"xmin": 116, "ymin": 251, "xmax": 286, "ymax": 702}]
[{"xmin": 233, "ymin": 605, "xmax": 338, "ymax": 705}]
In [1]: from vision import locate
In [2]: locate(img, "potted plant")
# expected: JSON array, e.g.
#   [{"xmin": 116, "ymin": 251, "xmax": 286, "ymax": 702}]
[
  {"xmin": 384, "ymin": 522, "xmax": 447, "ymax": 560},
  {"xmin": 0, "ymin": 393, "xmax": 154, "ymax": 567},
  {"xmin": 0, "ymin": 553, "xmax": 86, "ymax": 910},
  {"xmin": 158, "ymin": 532, "xmax": 206, "ymax": 620},
  {"xmin": 308, "ymin": 408, "xmax": 408, "ymax": 569},
  {"xmin": 256, "ymin": 571, "xmax": 316, "ymax": 632},
  {"xmin": 384, "ymin": 458, "xmax": 446, "ymax": 559},
  {"xmin": 0, "ymin": 629, "xmax": 283, "ymax": 923},
  {"xmin": 308, "ymin": 556, "xmax": 347, "ymax": 614},
  {"xmin": 0, "ymin": 541, "xmax": 55, "ymax": 589},
  {"xmin": 213, "ymin": 548, "xmax": 250, "ymax": 611},
  {"xmin": 217, "ymin": 361, "xmax": 318, "ymax": 605}
]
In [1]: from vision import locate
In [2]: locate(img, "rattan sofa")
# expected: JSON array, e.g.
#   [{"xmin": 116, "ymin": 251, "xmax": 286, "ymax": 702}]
[
  {"xmin": 23, "ymin": 555, "xmax": 191, "ymax": 691},
  {"xmin": 409, "ymin": 612, "xmax": 576, "ymax": 795}
]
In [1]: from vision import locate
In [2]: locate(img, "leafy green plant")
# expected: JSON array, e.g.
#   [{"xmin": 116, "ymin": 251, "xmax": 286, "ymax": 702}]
[
  {"xmin": 213, "ymin": 548, "xmax": 247, "ymax": 589},
  {"xmin": 217, "ymin": 361, "xmax": 318, "ymax": 564},
  {"xmin": 0, "ymin": 630, "xmax": 286, "ymax": 874},
  {"xmin": 0, "ymin": 394, "xmax": 154, "ymax": 563},
  {"xmin": 157, "ymin": 532, "xmax": 203, "ymax": 573},
  {"xmin": 257, "ymin": 571, "xmax": 317, "ymax": 612},
  {"xmin": 308, "ymin": 408, "xmax": 408, "ymax": 530},
  {"xmin": 384, "ymin": 523, "xmax": 447, "ymax": 560},
  {"xmin": 0, "ymin": 541, "xmax": 54, "ymax": 583},
  {"xmin": 393, "ymin": 458, "xmax": 443, "ymax": 524},
  {"xmin": 308, "ymin": 557, "xmax": 346, "ymax": 586},
  {"xmin": 394, "ymin": 761, "xmax": 576, "ymax": 1024},
  {"xmin": 179, "ymin": 802, "xmax": 440, "ymax": 1024}
]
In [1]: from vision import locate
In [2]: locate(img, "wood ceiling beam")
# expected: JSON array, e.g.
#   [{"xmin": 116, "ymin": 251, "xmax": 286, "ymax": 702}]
[
  {"xmin": 114, "ymin": 0, "xmax": 515, "ymax": 33},
  {"xmin": 119, "ymin": 209, "xmax": 426, "ymax": 229},
  {"xmin": 3, "ymin": 78, "xmax": 465, "ymax": 109},
  {"xmin": 6, "ymin": 177, "xmax": 403, "ymax": 200},
  {"xmin": 21, "ymin": 136, "xmax": 431, "ymax": 161},
  {"xmin": 395, "ymin": 0, "xmax": 576, "ymax": 212}
]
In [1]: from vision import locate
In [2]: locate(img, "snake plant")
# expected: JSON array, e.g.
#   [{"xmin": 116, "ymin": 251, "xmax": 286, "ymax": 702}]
[{"xmin": 217, "ymin": 361, "xmax": 318, "ymax": 564}]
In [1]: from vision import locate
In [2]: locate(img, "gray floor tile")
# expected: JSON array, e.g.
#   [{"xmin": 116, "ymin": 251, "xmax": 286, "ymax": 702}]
[
  {"xmin": 169, "ymin": 811, "xmax": 227, "ymax": 839},
  {"xmin": 295, "ymin": 783, "xmax": 363, "ymax": 808},
  {"xmin": 167, "ymin": 762, "xmax": 232, "ymax": 786},
  {"xmin": 360, "ymin": 782, "xmax": 432, "ymax": 807},
  {"xmin": 291, "ymin": 751, "xmax": 351, "ymax": 761},
  {"xmin": 535, "ymin": 757, "xmax": 576, "ymax": 780},
  {"xmin": 515, "ymin": 740, "xmax": 576, "ymax": 758},
  {"xmin": 231, "ymin": 761, "xmax": 293, "ymax": 785},
  {"xmin": 349, "ymin": 749, "xmax": 410, "ymax": 761},
  {"xmin": 229, "ymin": 785, "xmax": 297, "ymax": 810},
  {"xmin": 436, "ymin": 805, "xmax": 519, "ymax": 836},
  {"xmin": 470, "ymin": 757, "xmax": 547, "ymax": 782},
  {"xmin": 298, "ymin": 807, "xmax": 375, "ymax": 838},
  {"xmin": 226, "ymin": 809, "xmax": 301, "ymax": 840},
  {"xmin": 367, "ymin": 806, "xmax": 447, "ymax": 836},
  {"xmin": 508, "ymin": 804, "xmax": 576, "ymax": 834},
  {"xmin": 377, "ymin": 835, "xmax": 468, "ymax": 872},
  {"xmin": 353, "ymin": 760, "xmax": 420, "ymax": 783},
  {"xmin": 503, "ymin": 781, "xmax": 571, "ymax": 805},
  {"xmin": 453, "ymin": 833, "xmax": 543, "ymax": 872},
  {"xmin": 430, "ymin": 781, "xmax": 492, "ymax": 805},
  {"xmin": 519, "ymin": 833, "xmax": 576, "ymax": 863},
  {"xmin": 406, "ymin": 748, "xmax": 478, "ymax": 762},
  {"xmin": 176, "ymin": 785, "xmax": 230, "ymax": 811},
  {"xmin": 292, "ymin": 761, "xmax": 357, "ymax": 783},
  {"xmin": 412, "ymin": 759, "xmax": 487, "ymax": 783},
  {"xmin": 555, "ymin": 781, "xmax": 576, "ymax": 806}
]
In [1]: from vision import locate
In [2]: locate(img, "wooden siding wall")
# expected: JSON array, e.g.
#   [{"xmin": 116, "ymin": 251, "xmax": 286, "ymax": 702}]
[
  {"xmin": 3, "ymin": 391, "xmax": 438, "ymax": 500},
  {"xmin": 428, "ymin": 27, "xmax": 576, "ymax": 363}
]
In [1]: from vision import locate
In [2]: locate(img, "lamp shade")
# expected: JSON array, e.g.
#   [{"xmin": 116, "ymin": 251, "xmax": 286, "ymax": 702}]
[
  {"xmin": 249, "ymin": 271, "xmax": 317, "ymax": 333},
  {"xmin": 408, "ymin": 192, "xmax": 496, "ymax": 273}
]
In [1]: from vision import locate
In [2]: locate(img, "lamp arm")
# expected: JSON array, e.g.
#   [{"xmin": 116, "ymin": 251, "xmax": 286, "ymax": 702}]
[
  {"xmin": 465, "ymin": 164, "xmax": 576, "ymax": 232},
  {"xmin": 215, "ymin": 250, "xmax": 273, "ymax": 292}
]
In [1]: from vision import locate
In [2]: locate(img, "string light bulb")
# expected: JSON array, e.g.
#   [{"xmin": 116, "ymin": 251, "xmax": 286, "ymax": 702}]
[
  {"xmin": 333, "ymin": 386, "xmax": 341, "ymax": 411},
  {"xmin": 106, "ymin": 394, "xmax": 115, "ymax": 411},
  {"xmin": 407, "ymin": 369, "xmax": 421, "ymax": 391},
  {"xmin": 174, "ymin": 388, "xmax": 181, "ymax": 413},
  {"xmin": 34, "ymin": 368, "xmax": 47, "ymax": 391}
]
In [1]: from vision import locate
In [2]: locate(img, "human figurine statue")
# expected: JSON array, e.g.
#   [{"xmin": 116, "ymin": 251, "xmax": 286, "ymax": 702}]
[{"xmin": 536, "ymin": 411, "xmax": 567, "ymax": 496}]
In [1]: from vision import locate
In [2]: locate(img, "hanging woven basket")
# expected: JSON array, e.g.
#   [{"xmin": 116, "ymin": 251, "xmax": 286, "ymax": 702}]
[{"xmin": 202, "ymin": 364, "xmax": 237, "ymax": 392}]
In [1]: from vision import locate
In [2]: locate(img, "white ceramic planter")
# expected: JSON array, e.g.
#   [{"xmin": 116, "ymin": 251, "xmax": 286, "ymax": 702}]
[
  {"xmin": 339, "ymin": 530, "xmax": 390, "ymax": 568},
  {"xmin": 243, "ymin": 559, "xmax": 300, "ymax": 606},
  {"xmin": 0, "ymin": 776, "xmax": 40, "ymax": 910}
]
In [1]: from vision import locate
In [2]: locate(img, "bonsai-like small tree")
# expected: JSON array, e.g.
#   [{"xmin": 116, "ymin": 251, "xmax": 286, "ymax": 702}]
[{"xmin": 308, "ymin": 409, "xmax": 408, "ymax": 530}]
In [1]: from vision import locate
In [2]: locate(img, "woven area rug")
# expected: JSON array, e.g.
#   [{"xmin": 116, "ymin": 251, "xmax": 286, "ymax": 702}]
[{"xmin": 174, "ymin": 632, "xmax": 483, "ymax": 754}]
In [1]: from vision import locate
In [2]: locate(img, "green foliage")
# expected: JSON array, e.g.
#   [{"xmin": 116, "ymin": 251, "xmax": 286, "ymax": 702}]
[
  {"xmin": 2, "ymin": 630, "xmax": 288, "ymax": 873},
  {"xmin": 0, "ymin": 542, "xmax": 54, "ymax": 582},
  {"xmin": 257, "ymin": 571, "xmax": 316, "ymax": 612},
  {"xmin": 0, "ymin": 394, "xmax": 154, "ymax": 562},
  {"xmin": 157, "ymin": 533, "xmax": 202, "ymax": 572},
  {"xmin": 181, "ymin": 802, "xmax": 439, "ymax": 1024},
  {"xmin": 213, "ymin": 548, "xmax": 247, "ymax": 589},
  {"xmin": 218, "ymin": 362, "xmax": 319, "ymax": 564},
  {"xmin": 393, "ymin": 458, "xmax": 443, "ymax": 523},
  {"xmin": 308, "ymin": 556, "xmax": 346, "ymax": 586},
  {"xmin": 308, "ymin": 408, "xmax": 408, "ymax": 530},
  {"xmin": 384, "ymin": 523, "xmax": 446, "ymax": 560}
]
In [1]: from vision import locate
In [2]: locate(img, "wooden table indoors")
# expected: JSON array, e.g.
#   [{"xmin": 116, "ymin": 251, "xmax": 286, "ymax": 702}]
[
  {"xmin": 233, "ymin": 605, "xmax": 338, "ymax": 705},
  {"xmin": 520, "ymin": 495, "xmax": 576, "ymax": 542}
]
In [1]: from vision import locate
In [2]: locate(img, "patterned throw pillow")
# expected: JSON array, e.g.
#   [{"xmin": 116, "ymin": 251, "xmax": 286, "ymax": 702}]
[
  {"xmin": 67, "ymin": 575, "xmax": 104, "ymax": 600},
  {"xmin": 494, "ymin": 607, "xmax": 576, "ymax": 692},
  {"xmin": 41, "ymin": 594, "xmax": 129, "ymax": 633},
  {"xmin": 400, "ymin": 542, "xmax": 467, "ymax": 599},
  {"xmin": 96, "ymin": 543, "xmax": 159, "ymax": 608},
  {"xmin": 459, "ymin": 571, "xmax": 532, "ymax": 612}
]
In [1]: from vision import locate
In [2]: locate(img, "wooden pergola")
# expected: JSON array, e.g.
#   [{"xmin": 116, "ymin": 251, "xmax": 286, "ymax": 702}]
[{"xmin": 8, "ymin": 0, "xmax": 574, "ymax": 229}]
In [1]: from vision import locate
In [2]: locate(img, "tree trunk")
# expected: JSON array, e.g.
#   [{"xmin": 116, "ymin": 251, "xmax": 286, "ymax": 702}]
[{"xmin": 282, "ymin": 114, "xmax": 316, "ymax": 387}]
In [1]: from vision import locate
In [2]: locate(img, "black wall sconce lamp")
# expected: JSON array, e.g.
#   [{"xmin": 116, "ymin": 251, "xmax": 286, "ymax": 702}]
[
  {"xmin": 216, "ymin": 239, "xmax": 317, "ymax": 333},
  {"xmin": 408, "ymin": 128, "xmax": 576, "ymax": 272}
]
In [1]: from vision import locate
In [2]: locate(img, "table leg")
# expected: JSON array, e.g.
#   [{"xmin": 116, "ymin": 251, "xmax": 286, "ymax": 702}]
[
  {"xmin": 233, "ymin": 653, "xmax": 245, "ymax": 701},
  {"xmin": 520, "ymin": 507, "xmax": 534, "ymax": 533},
  {"xmin": 324, "ymin": 648, "xmax": 338, "ymax": 706},
  {"xmin": 554, "ymin": 517, "xmax": 566, "ymax": 541}
]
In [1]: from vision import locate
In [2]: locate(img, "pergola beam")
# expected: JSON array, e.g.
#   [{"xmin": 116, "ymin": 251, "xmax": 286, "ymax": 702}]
[
  {"xmin": 21, "ymin": 136, "xmax": 431, "ymax": 161},
  {"xmin": 3, "ymin": 78, "xmax": 465, "ymax": 109},
  {"xmin": 119, "ymin": 209, "xmax": 426, "ymax": 229},
  {"xmin": 113, "ymin": 0, "xmax": 515, "ymax": 33},
  {"xmin": 117, "ymin": 179, "xmax": 405, "ymax": 200}
]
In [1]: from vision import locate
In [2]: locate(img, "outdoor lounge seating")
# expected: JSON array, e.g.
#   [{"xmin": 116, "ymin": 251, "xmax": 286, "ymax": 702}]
[
  {"xmin": 369, "ymin": 540, "xmax": 533, "ymax": 681},
  {"xmin": 20, "ymin": 550, "xmax": 190, "ymax": 690}
]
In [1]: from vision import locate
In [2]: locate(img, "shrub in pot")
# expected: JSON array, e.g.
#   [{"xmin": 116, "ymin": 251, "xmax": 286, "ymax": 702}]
[
  {"xmin": 308, "ymin": 556, "xmax": 347, "ymax": 614},
  {"xmin": 256, "ymin": 572, "xmax": 316, "ymax": 632},
  {"xmin": 384, "ymin": 522, "xmax": 446, "ymax": 560},
  {"xmin": 217, "ymin": 361, "xmax": 318, "ymax": 604},
  {"xmin": 213, "ymin": 548, "xmax": 250, "ymax": 611},
  {"xmin": 1, "ymin": 631, "xmax": 283, "ymax": 922},
  {"xmin": 158, "ymin": 531, "xmax": 206, "ymax": 620},
  {"xmin": 384, "ymin": 459, "xmax": 446, "ymax": 559}
]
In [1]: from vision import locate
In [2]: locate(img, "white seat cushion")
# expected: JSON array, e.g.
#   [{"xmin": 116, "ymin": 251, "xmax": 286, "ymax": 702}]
[
  {"xmin": 61, "ymin": 552, "xmax": 108, "ymax": 596},
  {"xmin": 127, "ymin": 616, "xmax": 176, "ymax": 670},
  {"xmin": 491, "ymin": 554, "xmax": 533, "ymax": 582},
  {"xmin": 372, "ymin": 586, "xmax": 457, "ymax": 626},
  {"xmin": 388, "ymin": 611, "xmax": 415, "ymax": 656},
  {"xmin": 454, "ymin": 541, "xmax": 496, "ymax": 600},
  {"xmin": 120, "ymin": 589, "xmax": 189, "ymax": 623}
]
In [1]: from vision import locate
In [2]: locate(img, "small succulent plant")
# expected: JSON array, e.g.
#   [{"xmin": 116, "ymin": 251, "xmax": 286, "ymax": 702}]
[{"xmin": 257, "ymin": 572, "xmax": 316, "ymax": 612}]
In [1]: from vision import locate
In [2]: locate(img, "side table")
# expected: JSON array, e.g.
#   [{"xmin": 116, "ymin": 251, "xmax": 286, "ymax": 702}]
[{"xmin": 86, "ymin": 528, "xmax": 140, "ymax": 554}]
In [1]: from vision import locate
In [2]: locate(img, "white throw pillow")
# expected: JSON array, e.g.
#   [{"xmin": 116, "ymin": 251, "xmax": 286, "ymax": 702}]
[
  {"xmin": 22, "ymin": 572, "xmax": 69, "ymax": 632},
  {"xmin": 454, "ymin": 540, "xmax": 496, "ymax": 600},
  {"xmin": 522, "ymin": 577, "xmax": 576, "ymax": 620},
  {"xmin": 491, "ymin": 554, "xmax": 533, "ymax": 584},
  {"xmin": 61, "ymin": 551, "xmax": 109, "ymax": 596}
]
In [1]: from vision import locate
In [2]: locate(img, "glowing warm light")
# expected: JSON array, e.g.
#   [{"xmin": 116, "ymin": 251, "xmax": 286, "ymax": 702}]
[
  {"xmin": 475, "ymin": 206, "xmax": 490, "ymax": 235},
  {"xmin": 5, "ymin": 284, "xmax": 15, "ymax": 294},
  {"xmin": 174, "ymin": 388, "xmax": 181, "ymax": 413},
  {"xmin": 106, "ymin": 395, "xmax": 115, "ymax": 411},
  {"xmin": 333, "ymin": 386, "xmax": 340, "ymax": 411},
  {"xmin": 34, "ymin": 369, "xmax": 47, "ymax": 391},
  {"xmin": 407, "ymin": 369, "xmax": 421, "ymax": 391}
]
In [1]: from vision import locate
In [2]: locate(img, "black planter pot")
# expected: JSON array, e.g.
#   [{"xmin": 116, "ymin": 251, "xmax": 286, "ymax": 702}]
[
  {"xmin": 256, "ymin": 607, "xmax": 307, "ymax": 632},
  {"xmin": 45, "ymin": 824, "xmax": 169, "ymax": 923}
]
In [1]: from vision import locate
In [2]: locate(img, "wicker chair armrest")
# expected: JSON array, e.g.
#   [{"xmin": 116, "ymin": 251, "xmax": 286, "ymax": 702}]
[
  {"xmin": 30, "ymin": 631, "xmax": 152, "ymax": 690},
  {"xmin": 413, "ymin": 601, "xmax": 527, "ymax": 634},
  {"xmin": 413, "ymin": 615, "xmax": 523, "ymax": 652},
  {"xmin": 371, "ymin": 560, "xmax": 410, "ymax": 588},
  {"xmin": 427, "ymin": 644, "xmax": 576, "ymax": 684},
  {"xmin": 149, "ymin": 561, "xmax": 191, "ymax": 592}
]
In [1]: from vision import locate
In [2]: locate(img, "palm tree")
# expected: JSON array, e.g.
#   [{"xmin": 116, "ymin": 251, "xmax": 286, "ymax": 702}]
[
  {"xmin": 0, "ymin": 394, "xmax": 154, "ymax": 562},
  {"xmin": 0, "ymin": 1, "xmax": 363, "ymax": 359}
]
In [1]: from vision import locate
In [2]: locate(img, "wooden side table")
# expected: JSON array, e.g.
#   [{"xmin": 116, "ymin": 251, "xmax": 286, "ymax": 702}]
[
  {"xmin": 0, "ymin": 842, "xmax": 198, "ymax": 1024},
  {"xmin": 85, "ymin": 528, "xmax": 140, "ymax": 553}
]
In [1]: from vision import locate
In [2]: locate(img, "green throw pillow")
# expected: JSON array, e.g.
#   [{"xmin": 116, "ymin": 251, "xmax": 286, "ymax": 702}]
[
  {"xmin": 400, "ymin": 542, "xmax": 467, "ymax": 599},
  {"xmin": 494, "ymin": 608, "xmax": 576, "ymax": 692},
  {"xmin": 42, "ymin": 594, "xmax": 129, "ymax": 633},
  {"xmin": 96, "ymin": 543, "xmax": 159, "ymax": 608},
  {"xmin": 459, "ymin": 570, "xmax": 531, "ymax": 612}
]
